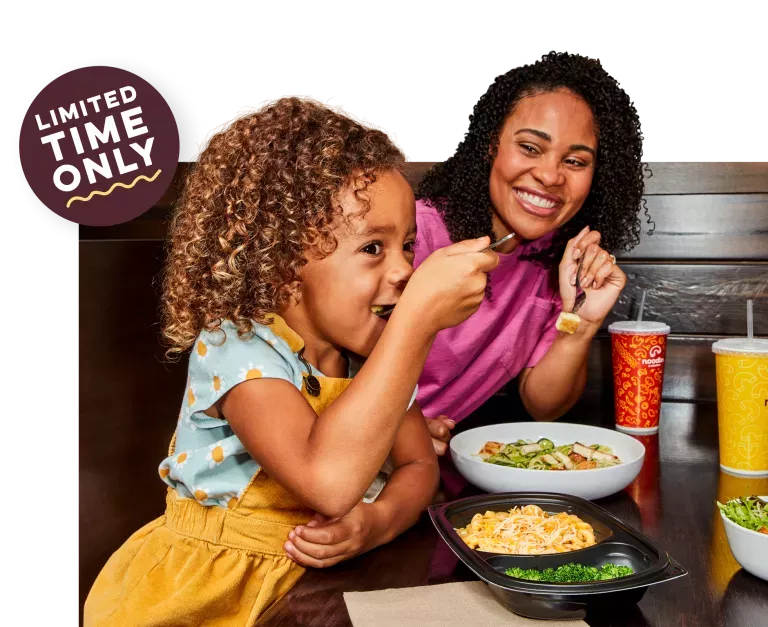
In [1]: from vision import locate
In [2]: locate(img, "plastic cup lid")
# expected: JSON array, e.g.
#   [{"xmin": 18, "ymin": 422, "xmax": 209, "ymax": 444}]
[
  {"xmin": 608, "ymin": 321, "xmax": 671, "ymax": 335},
  {"xmin": 711, "ymin": 337, "xmax": 768, "ymax": 355}
]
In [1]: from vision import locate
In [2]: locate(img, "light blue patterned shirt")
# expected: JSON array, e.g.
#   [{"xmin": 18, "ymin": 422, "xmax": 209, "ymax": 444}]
[{"xmin": 158, "ymin": 318, "xmax": 416, "ymax": 508}]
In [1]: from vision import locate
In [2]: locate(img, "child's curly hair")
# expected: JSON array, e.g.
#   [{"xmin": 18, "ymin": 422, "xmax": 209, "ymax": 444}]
[
  {"xmin": 162, "ymin": 97, "xmax": 405, "ymax": 359},
  {"xmin": 417, "ymin": 51, "xmax": 649, "ymax": 266}
]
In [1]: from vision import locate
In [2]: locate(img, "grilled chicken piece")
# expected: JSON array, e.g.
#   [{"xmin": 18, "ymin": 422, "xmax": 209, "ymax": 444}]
[
  {"xmin": 572, "ymin": 443, "xmax": 595, "ymax": 459},
  {"xmin": 478, "ymin": 441, "xmax": 504, "ymax": 458},
  {"xmin": 592, "ymin": 450, "xmax": 618, "ymax": 462},
  {"xmin": 553, "ymin": 451, "xmax": 575, "ymax": 469}
]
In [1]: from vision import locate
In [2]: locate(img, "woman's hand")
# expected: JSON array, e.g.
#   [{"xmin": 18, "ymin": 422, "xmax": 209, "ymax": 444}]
[
  {"xmin": 559, "ymin": 226, "xmax": 626, "ymax": 327},
  {"xmin": 425, "ymin": 414, "xmax": 455, "ymax": 456}
]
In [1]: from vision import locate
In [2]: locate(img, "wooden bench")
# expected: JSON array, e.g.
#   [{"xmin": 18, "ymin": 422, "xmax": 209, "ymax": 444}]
[{"xmin": 79, "ymin": 162, "xmax": 768, "ymax": 621}]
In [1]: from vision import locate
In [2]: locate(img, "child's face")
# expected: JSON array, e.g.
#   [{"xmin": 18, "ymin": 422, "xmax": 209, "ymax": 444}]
[
  {"xmin": 489, "ymin": 89, "xmax": 596, "ymax": 242},
  {"xmin": 296, "ymin": 170, "xmax": 417, "ymax": 358}
]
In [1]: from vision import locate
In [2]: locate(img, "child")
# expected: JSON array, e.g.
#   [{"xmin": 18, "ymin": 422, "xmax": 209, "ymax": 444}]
[{"xmin": 84, "ymin": 97, "xmax": 498, "ymax": 626}]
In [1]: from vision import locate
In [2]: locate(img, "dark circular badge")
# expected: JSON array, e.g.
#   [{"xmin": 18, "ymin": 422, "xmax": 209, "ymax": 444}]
[{"xmin": 19, "ymin": 66, "xmax": 179, "ymax": 226}]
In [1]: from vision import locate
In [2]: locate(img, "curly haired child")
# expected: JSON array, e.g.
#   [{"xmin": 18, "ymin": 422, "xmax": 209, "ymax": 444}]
[{"xmin": 83, "ymin": 97, "xmax": 498, "ymax": 626}]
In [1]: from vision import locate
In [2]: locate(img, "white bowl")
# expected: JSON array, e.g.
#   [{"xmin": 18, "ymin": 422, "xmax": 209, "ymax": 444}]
[
  {"xmin": 720, "ymin": 499, "xmax": 768, "ymax": 582},
  {"xmin": 450, "ymin": 422, "xmax": 645, "ymax": 501}
]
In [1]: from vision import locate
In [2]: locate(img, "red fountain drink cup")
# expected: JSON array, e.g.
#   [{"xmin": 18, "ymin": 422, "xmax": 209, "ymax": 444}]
[{"xmin": 608, "ymin": 321, "xmax": 671, "ymax": 434}]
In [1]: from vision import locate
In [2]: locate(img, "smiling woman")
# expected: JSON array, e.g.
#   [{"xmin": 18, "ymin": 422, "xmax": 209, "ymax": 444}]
[{"xmin": 413, "ymin": 52, "xmax": 646, "ymax": 455}]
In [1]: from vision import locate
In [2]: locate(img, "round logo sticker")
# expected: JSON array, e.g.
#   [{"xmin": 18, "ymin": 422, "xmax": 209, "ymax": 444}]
[{"xmin": 19, "ymin": 66, "xmax": 179, "ymax": 226}]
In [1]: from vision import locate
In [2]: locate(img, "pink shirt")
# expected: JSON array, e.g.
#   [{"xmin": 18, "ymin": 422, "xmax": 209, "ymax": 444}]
[{"xmin": 414, "ymin": 199, "xmax": 563, "ymax": 422}]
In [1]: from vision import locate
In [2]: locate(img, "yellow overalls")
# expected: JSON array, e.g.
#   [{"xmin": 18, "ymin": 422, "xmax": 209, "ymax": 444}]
[{"xmin": 85, "ymin": 322, "xmax": 353, "ymax": 626}]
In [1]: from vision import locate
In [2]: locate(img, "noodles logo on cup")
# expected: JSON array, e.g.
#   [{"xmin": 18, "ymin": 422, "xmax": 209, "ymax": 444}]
[
  {"xmin": 19, "ymin": 66, "xmax": 179, "ymax": 226},
  {"xmin": 642, "ymin": 345, "xmax": 665, "ymax": 367}
]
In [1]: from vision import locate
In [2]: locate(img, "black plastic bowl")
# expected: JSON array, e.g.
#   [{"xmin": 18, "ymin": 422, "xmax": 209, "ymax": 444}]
[{"xmin": 428, "ymin": 492, "xmax": 687, "ymax": 620}]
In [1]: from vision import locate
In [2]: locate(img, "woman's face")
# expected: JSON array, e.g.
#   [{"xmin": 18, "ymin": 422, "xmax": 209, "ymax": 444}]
[{"xmin": 489, "ymin": 89, "xmax": 597, "ymax": 243}]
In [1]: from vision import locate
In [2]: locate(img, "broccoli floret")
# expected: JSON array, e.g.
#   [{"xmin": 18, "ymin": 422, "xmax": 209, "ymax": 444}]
[
  {"xmin": 597, "ymin": 564, "xmax": 634, "ymax": 580},
  {"xmin": 550, "ymin": 564, "xmax": 599, "ymax": 582},
  {"xmin": 536, "ymin": 567, "xmax": 555, "ymax": 581},
  {"xmin": 505, "ymin": 567, "xmax": 544, "ymax": 581},
  {"xmin": 504, "ymin": 567, "xmax": 527, "ymax": 579},
  {"xmin": 505, "ymin": 563, "xmax": 633, "ymax": 583}
]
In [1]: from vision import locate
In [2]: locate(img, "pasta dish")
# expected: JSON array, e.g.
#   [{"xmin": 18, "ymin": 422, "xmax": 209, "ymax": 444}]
[
  {"xmin": 455, "ymin": 505, "xmax": 597, "ymax": 554},
  {"xmin": 479, "ymin": 438, "xmax": 621, "ymax": 470}
]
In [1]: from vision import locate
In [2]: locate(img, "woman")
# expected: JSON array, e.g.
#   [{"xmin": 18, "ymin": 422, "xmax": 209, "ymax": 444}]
[
  {"xmin": 276, "ymin": 54, "xmax": 647, "ymax": 569},
  {"xmin": 416, "ymin": 51, "xmax": 647, "ymax": 454}
]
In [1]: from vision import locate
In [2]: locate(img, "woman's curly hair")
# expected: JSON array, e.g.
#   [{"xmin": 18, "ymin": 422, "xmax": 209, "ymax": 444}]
[
  {"xmin": 417, "ymin": 51, "xmax": 649, "ymax": 265},
  {"xmin": 161, "ymin": 97, "xmax": 405, "ymax": 359}
]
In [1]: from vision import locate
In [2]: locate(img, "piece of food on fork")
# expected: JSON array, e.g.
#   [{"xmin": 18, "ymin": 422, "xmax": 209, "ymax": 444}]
[{"xmin": 556, "ymin": 311, "xmax": 581, "ymax": 334}]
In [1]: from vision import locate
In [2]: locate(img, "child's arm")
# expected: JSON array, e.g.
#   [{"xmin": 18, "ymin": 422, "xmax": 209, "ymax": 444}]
[
  {"xmin": 282, "ymin": 402, "xmax": 438, "ymax": 567},
  {"xmin": 222, "ymin": 237, "xmax": 497, "ymax": 519},
  {"xmin": 221, "ymin": 313, "xmax": 431, "ymax": 519}
]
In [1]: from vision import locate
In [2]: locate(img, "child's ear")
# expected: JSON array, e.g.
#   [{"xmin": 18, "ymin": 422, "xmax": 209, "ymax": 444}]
[{"xmin": 281, "ymin": 281, "xmax": 303, "ymax": 308}]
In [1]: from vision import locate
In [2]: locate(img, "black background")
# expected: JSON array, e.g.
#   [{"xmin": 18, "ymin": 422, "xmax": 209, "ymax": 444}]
[{"xmin": 9, "ymin": 55, "xmax": 768, "ymax": 624}]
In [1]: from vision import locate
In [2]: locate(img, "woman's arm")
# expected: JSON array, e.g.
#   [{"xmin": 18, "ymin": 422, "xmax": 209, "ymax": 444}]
[
  {"xmin": 517, "ymin": 323, "xmax": 594, "ymax": 420},
  {"xmin": 283, "ymin": 402, "xmax": 439, "ymax": 567},
  {"xmin": 519, "ymin": 227, "xmax": 625, "ymax": 421}
]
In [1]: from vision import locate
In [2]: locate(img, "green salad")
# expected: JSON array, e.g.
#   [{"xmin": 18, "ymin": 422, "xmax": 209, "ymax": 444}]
[
  {"xmin": 479, "ymin": 438, "xmax": 621, "ymax": 471},
  {"xmin": 717, "ymin": 496, "xmax": 768, "ymax": 534},
  {"xmin": 505, "ymin": 563, "xmax": 634, "ymax": 583}
]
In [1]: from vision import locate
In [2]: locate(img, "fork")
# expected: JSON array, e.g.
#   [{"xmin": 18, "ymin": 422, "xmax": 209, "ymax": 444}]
[
  {"xmin": 572, "ymin": 256, "xmax": 586, "ymax": 314},
  {"xmin": 480, "ymin": 232, "xmax": 515, "ymax": 252}
]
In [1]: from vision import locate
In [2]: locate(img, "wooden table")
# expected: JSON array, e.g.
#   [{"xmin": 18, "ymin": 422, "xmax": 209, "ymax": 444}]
[{"xmin": 261, "ymin": 402, "xmax": 768, "ymax": 627}]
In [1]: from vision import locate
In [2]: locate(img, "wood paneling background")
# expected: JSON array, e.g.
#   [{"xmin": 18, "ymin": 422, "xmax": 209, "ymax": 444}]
[
  {"xmin": 79, "ymin": 162, "xmax": 768, "ymax": 620},
  {"xmin": 80, "ymin": 241, "xmax": 181, "ymax": 615}
]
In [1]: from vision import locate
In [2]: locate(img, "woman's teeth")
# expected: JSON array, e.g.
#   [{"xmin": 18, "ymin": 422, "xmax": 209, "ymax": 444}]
[{"xmin": 516, "ymin": 190, "xmax": 557, "ymax": 209}]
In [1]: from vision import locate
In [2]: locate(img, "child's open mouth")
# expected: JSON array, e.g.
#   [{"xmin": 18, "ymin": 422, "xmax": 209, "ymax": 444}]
[{"xmin": 371, "ymin": 304, "xmax": 396, "ymax": 319}]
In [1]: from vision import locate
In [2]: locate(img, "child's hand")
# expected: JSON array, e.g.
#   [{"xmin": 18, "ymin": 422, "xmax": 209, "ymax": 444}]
[
  {"xmin": 425, "ymin": 414, "xmax": 455, "ymax": 456},
  {"xmin": 284, "ymin": 504, "xmax": 378, "ymax": 568},
  {"xmin": 399, "ymin": 236, "xmax": 499, "ymax": 334}
]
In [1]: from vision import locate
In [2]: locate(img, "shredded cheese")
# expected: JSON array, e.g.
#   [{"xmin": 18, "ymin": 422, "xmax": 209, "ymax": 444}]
[{"xmin": 454, "ymin": 504, "xmax": 596, "ymax": 555}]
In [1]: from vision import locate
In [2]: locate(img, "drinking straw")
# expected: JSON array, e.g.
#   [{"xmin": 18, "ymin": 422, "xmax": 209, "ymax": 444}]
[
  {"xmin": 747, "ymin": 299, "xmax": 754, "ymax": 342},
  {"xmin": 637, "ymin": 289, "xmax": 648, "ymax": 323}
]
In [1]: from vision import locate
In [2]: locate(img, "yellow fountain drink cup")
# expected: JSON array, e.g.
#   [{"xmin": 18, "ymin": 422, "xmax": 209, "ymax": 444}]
[{"xmin": 711, "ymin": 338, "xmax": 768, "ymax": 476}]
